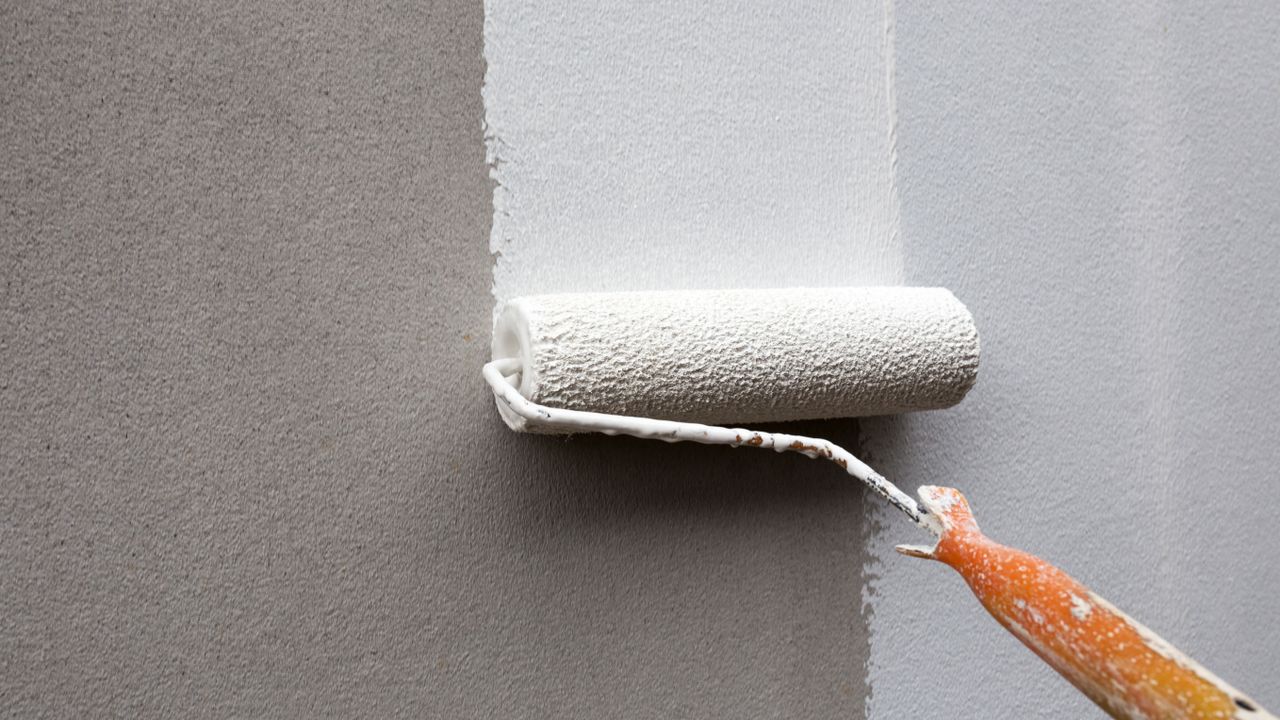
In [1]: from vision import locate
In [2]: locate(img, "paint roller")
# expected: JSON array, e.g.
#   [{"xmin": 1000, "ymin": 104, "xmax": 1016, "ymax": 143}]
[{"xmin": 483, "ymin": 286, "xmax": 1275, "ymax": 719}]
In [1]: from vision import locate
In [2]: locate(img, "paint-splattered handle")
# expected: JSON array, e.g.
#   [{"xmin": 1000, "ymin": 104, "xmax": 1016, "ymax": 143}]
[{"xmin": 897, "ymin": 486, "xmax": 1275, "ymax": 720}]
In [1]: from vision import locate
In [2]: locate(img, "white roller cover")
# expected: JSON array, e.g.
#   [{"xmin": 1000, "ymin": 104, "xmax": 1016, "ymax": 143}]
[{"xmin": 490, "ymin": 287, "xmax": 980, "ymax": 433}]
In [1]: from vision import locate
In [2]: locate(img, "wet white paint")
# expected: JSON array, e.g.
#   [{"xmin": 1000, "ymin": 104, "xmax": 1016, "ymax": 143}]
[
  {"xmin": 484, "ymin": 0, "xmax": 901, "ymax": 305},
  {"xmin": 484, "ymin": 1, "xmax": 902, "ymax": 716}
]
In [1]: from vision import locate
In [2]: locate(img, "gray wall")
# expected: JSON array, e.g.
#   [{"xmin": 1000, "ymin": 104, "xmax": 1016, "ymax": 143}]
[
  {"xmin": 869, "ymin": 2, "xmax": 1280, "ymax": 716},
  {"xmin": 3, "ymin": 1, "xmax": 497, "ymax": 716},
  {"xmin": 5, "ymin": 1, "xmax": 1279, "ymax": 718}
]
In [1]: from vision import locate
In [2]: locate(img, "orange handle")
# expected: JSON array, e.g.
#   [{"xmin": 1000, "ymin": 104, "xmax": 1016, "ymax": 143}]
[{"xmin": 897, "ymin": 486, "xmax": 1274, "ymax": 720}]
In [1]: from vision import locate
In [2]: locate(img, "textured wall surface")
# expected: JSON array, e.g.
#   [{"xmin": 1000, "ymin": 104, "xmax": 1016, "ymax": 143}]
[
  {"xmin": 8, "ymin": 0, "xmax": 1278, "ymax": 717},
  {"xmin": 3, "ymin": 0, "xmax": 899, "ymax": 717},
  {"xmin": 483, "ymin": 1, "xmax": 899, "ymax": 716},
  {"xmin": 868, "ymin": 2, "xmax": 1280, "ymax": 717},
  {"xmin": 1, "ymin": 1, "xmax": 497, "ymax": 716}
]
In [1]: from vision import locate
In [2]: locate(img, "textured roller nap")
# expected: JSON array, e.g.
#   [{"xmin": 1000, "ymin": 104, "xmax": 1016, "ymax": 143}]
[{"xmin": 490, "ymin": 287, "xmax": 980, "ymax": 432}]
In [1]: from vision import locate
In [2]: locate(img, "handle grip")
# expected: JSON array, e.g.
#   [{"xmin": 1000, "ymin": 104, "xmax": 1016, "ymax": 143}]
[{"xmin": 897, "ymin": 485, "xmax": 1273, "ymax": 719}]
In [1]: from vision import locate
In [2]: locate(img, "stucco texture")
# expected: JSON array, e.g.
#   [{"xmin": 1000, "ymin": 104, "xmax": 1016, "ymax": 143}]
[{"xmin": 2, "ymin": 1, "xmax": 498, "ymax": 716}]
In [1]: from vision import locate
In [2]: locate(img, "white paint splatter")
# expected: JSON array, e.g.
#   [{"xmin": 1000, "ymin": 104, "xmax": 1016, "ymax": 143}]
[{"xmin": 1069, "ymin": 593, "xmax": 1093, "ymax": 621}]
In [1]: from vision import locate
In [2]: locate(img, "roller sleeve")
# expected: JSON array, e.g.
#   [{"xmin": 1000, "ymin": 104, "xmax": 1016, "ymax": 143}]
[{"xmin": 490, "ymin": 287, "xmax": 980, "ymax": 433}]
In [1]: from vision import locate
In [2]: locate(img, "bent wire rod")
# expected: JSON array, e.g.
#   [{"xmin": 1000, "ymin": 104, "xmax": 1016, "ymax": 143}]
[{"xmin": 483, "ymin": 358, "xmax": 939, "ymax": 535}]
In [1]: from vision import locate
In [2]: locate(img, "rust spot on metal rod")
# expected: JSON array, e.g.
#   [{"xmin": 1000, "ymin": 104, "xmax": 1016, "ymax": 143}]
[{"xmin": 788, "ymin": 440, "xmax": 828, "ymax": 455}]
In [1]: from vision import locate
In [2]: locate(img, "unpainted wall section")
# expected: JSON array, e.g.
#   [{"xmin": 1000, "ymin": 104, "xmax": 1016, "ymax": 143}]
[{"xmin": 2, "ymin": 1, "xmax": 500, "ymax": 716}]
